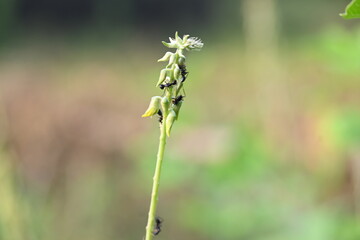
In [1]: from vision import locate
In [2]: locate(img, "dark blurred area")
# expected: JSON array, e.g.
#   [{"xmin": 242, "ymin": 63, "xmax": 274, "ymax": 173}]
[
  {"xmin": 0, "ymin": 1, "xmax": 360, "ymax": 240},
  {"xmin": 1, "ymin": 0, "xmax": 211, "ymax": 40}
]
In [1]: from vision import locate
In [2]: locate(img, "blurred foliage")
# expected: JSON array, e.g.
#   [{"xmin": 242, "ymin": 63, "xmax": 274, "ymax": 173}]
[
  {"xmin": 0, "ymin": 0, "xmax": 17, "ymax": 43},
  {"xmin": 308, "ymin": 27, "xmax": 360, "ymax": 75},
  {"xmin": 0, "ymin": 1, "xmax": 360, "ymax": 240},
  {"xmin": 341, "ymin": 0, "xmax": 360, "ymax": 19}
]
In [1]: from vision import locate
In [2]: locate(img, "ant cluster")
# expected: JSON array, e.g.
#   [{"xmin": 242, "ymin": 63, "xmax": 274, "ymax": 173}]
[
  {"xmin": 156, "ymin": 63, "xmax": 188, "ymax": 124},
  {"xmin": 158, "ymin": 64, "xmax": 188, "ymax": 91},
  {"xmin": 156, "ymin": 95, "xmax": 184, "ymax": 124},
  {"xmin": 179, "ymin": 64, "xmax": 188, "ymax": 83}
]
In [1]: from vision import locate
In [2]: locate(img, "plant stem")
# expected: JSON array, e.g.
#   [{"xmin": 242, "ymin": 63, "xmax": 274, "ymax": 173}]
[{"xmin": 145, "ymin": 119, "xmax": 167, "ymax": 240}]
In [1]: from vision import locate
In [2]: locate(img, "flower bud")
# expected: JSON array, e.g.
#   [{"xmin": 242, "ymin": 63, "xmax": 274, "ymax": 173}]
[
  {"xmin": 158, "ymin": 52, "xmax": 173, "ymax": 62},
  {"xmin": 174, "ymin": 64, "xmax": 181, "ymax": 80},
  {"xmin": 162, "ymin": 38, "xmax": 177, "ymax": 48},
  {"xmin": 141, "ymin": 96, "xmax": 162, "ymax": 117},
  {"xmin": 178, "ymin": 55, "xmax": 186, "ymax": 66},
  {"xmin": 161, "ymin": 97, "xmax": 170, "ymax": 115},
  {"xmin": 182, "ymin": 35, "xmax": 189, "ymax": 44},
  {"xmin": 165, "ymin": 110, "xmax": 177, "ymax": 137},
  {"xmin": 166, "ymin": 53, "xmax": 176, "ymax": 68},
  {"xmin": 172, "ymin": 100, "xmax": 183, "ymax": 120},
  {"xmin": 175, "ymin": 31, "xmax": 182, "ymax": 42},
  {"xmin": 156, "ymin": 69, "xmax": 170, "ymax": 87}
]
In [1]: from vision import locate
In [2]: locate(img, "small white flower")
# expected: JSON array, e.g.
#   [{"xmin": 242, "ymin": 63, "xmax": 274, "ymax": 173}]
[
  {"xmin": 184, "ymin": 37, "xmax": 204, "ymax": 51},
  {"xmin": 162, "ymin": 32, "xmax": 203, "ymax": 51}
]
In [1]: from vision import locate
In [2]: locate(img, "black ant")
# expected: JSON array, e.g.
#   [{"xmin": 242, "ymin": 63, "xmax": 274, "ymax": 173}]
[
  {"xmin": 179, "ymin": 64, "xmax": 189, "ymax": 83},
  {"xmin": 157, "ymin": 110, "xmax": 163, "ymax": 124},
  {"xmin": 153, "ymin": 217, "xmax": 163, "ymax": 236},
  {"xmin": 159, "ymin": 80, "xmax": 177, "ymax": 90},
  {"xmin": 172, "ymin": 95, "xmax": 184, "ymax": 105}
]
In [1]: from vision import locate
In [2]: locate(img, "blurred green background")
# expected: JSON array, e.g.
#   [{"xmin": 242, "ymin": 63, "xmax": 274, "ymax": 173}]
[{"xmin": 0, "ymin": 0, "xmax": 359, "ymax": 239}]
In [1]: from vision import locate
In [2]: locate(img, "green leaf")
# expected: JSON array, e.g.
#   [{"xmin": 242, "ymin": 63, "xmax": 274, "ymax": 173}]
[{"xmin": 341, "ymin": 0, "xmax": 360, "ymax": 19}]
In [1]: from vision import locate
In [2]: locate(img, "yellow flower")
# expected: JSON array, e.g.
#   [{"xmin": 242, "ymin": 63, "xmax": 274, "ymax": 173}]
[{"xmin": 142, "ymin": 96, "xmax": 162, "ymax": 117}]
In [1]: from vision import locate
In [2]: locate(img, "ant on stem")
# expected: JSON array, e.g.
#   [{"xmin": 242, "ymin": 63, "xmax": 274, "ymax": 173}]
[
  {"xmin": 159, "ymin": 80, "xmax": 177, "ymax": 90},
  {"xmin": 153, "ymin": 217, "xmax": 163, "ymax": 236},
  {"xmin": 179, "ymin": 64, "xmax": 188, "ymax": 83},
  {"xmin": 157, "ymin": 110, "xmax": 163, "ymax": 124},
  {"xmin": 172, "ymin": 95, "xmax": 184, "ymax": 105}
]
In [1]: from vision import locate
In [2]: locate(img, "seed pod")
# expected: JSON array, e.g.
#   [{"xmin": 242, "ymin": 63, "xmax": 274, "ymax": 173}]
[
  {"xmin": 142, "ymin": 96, "xmax": 162, "ymax": 117},
  {"xmin": 165, "ymin": 110, "xmax": 177, "ymax": 137}
]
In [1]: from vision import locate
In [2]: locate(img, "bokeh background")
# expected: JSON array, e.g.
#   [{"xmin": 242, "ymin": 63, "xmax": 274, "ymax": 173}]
[{"xmin": 0, "ymin": 0, "xmax": 359, "ymax": 239}]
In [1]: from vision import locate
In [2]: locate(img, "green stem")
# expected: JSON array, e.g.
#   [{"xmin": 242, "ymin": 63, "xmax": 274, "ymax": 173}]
[{"xmin": 145, "ymin": 119, "xmax": 167, "ymax": 240}]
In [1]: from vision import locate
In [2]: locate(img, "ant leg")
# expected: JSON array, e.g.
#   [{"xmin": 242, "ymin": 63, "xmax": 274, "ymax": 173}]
[{"xmin": 182, "ymin": 87, "xmax": 187, "ymax": 97}]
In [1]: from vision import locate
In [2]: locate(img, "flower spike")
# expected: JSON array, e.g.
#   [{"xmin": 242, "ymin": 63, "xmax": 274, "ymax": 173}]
[{"xmin": 143, "ymin": 33, "xmax": 203, "ymax": 240}]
